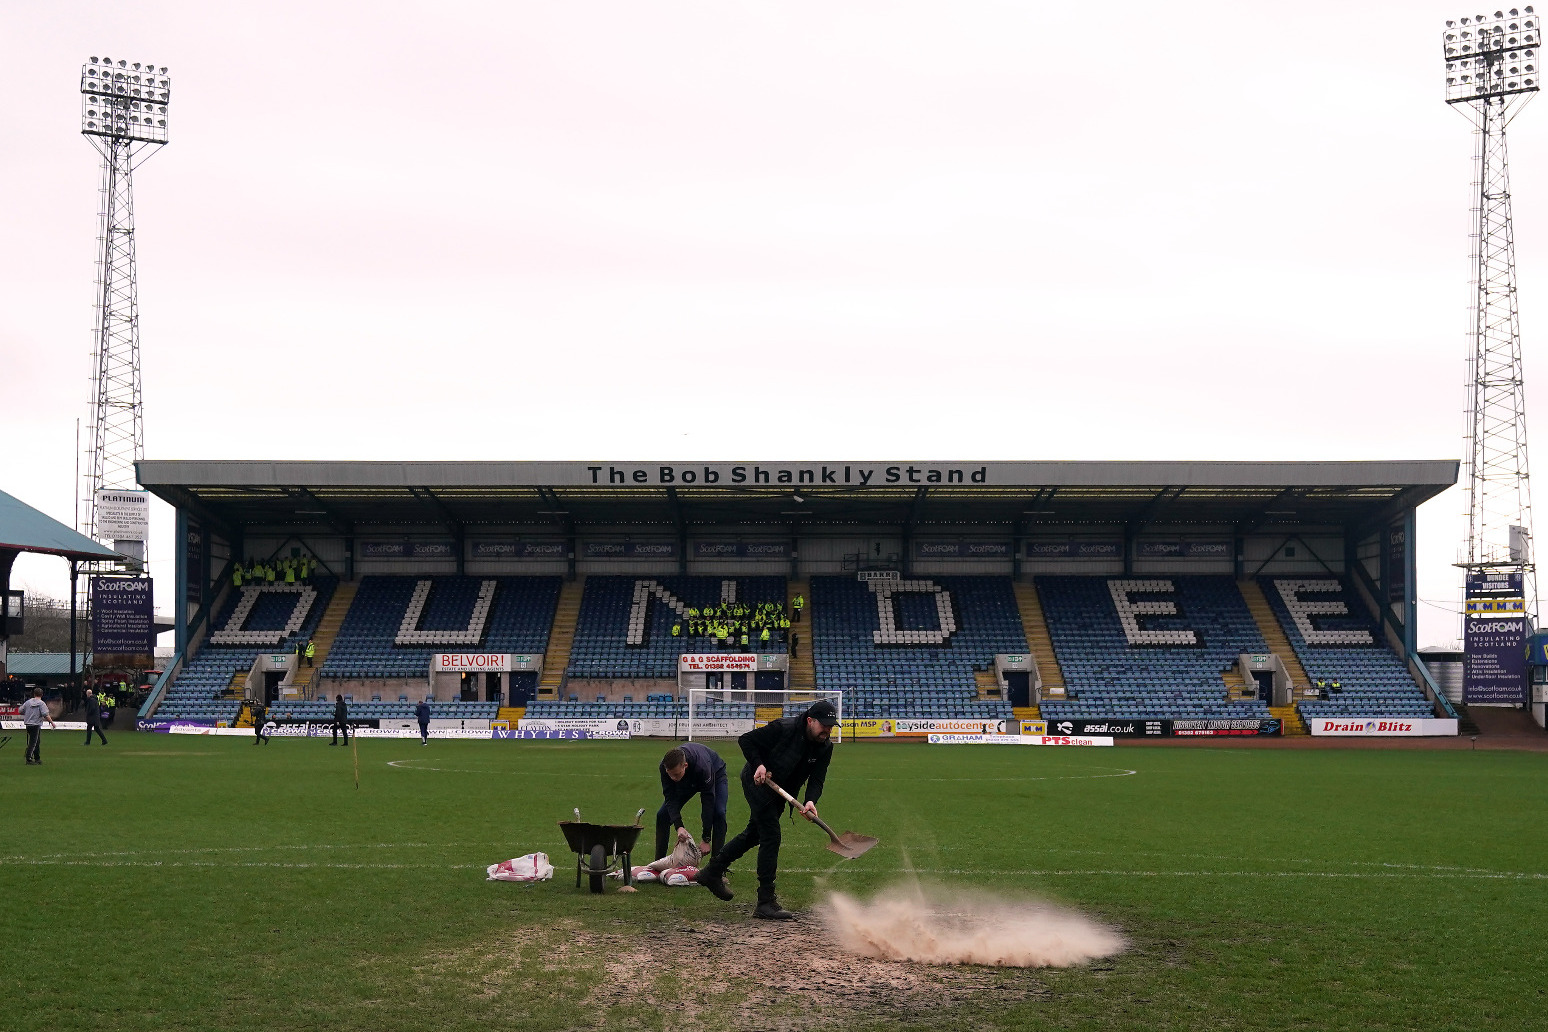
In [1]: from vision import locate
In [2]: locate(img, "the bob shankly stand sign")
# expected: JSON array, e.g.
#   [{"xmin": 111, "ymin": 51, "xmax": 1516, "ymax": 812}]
[{"xmin": 586, "ymin": 464, "xmax": 990, "ymax": 486}]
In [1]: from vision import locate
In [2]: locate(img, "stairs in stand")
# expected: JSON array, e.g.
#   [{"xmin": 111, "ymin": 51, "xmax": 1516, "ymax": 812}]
[
  {"xmin": 755, "ymin": 705, "xmax": 783, "ymax": 725},
  {"xmin": 1222, "ymin": 664, "xmax": 1251, "ymax": 701},
  {"xmin": 496, "ymin": 706, "xmax": 525, "ymax": 727},
  {"xmin": 974, "ymin": 667, "xmax": 1002, "ymax": 702},
  {"xmin": 1012, "ymin": 704, "xmax": 1041, "ymax": 722},
  {"xmin": 233, "ymin": 700, "xmax": 253, "ymax": 728},
  {"xmin": 786, "ymin": 580, "xmax": 813, "ymax": 689},
  {"xmin": 221, "ymin": 670, "xmax": 246, "ymax": 700},
  {"xmin": 1012, "ymin": 581, "xmax": 1066, "ymax": 698},
  {"xmin": 1453, "ymin": 703, "xmax": 1482, "ymax": 736},
  {"xmin": 304, "ymin": 580, "xmax": 358, "ymax": 690},
  {"xmin": 538, "ymin": 579, "xmax": 585, "ymax": 699},
  {"xmin": 1237, "ymin": 579, "xmax": 1311, "ymax": 688},
  {"xmin": 1268, "ymin": 703, "xmax": 1308, "ymax": 736}
]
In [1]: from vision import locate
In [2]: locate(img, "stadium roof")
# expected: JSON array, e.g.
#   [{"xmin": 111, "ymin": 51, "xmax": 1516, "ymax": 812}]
[
  {"xmin": 137, "ymin": 459, "xmax": 1457, "ymax": 532},
  {"xmin": 0, "ymin": 488, "xmax": 122, "ymax": 561},
  {"xmin": 3, "ymin": 653, "xmax": 91, "ymax": 676}
]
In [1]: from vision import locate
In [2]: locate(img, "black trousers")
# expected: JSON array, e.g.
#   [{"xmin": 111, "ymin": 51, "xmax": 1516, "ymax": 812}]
[
  {"xmin": 331, "ymin": 720, "xmax": 350, "ymax": 744},
  {"xmin": 418, "ymin": 720, "xmax": 429, "ymax": 742},
  {"xmin": 25, "ymin": 726, "xmax": 42, "ymax": 762},
  {"xmin": 655, "ymin": 767, "xmax": 729, "ymax": 860},
  {"xmin": 708, "ymin": 769, "xmax": 785, "ymax": 901},
  {"xmin": 85, "ymin": 720, "xmax": 107, "ymax": 745}
]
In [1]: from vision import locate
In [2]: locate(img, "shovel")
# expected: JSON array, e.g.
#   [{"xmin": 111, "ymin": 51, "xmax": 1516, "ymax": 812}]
[{"xmin": 764, "ymin": 779, "xmax": 879, "ymax": 860}]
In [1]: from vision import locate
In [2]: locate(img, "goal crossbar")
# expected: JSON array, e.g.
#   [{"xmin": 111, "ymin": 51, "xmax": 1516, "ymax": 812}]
[{"xmin": 686, "ymin": 688, "xmax": 844, "ymax": 742}]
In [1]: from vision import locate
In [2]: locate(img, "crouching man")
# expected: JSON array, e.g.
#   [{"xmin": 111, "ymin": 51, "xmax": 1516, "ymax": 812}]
[
  {"xmin": 694, "ymin": 699, "xmax": 836, "ymax": 920},
  {"xmin": 658, "ymin": 742, "xmax": 728, "ymax": 860}
]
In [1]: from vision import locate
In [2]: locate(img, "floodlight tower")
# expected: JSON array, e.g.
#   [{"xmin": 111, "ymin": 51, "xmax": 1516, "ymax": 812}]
[
  {"xmin": 1443, "ymin": 9, "xmax": 1540, "ymax": 617},
  {"xmin": 79, "ymin": 56, "xmax": 170, "ymax": 565}
]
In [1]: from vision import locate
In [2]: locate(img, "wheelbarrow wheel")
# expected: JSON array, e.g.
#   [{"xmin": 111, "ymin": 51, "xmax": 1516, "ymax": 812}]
[{"xmin": 589, "ymin": 844, "xmax": 606, "ymax": 894}]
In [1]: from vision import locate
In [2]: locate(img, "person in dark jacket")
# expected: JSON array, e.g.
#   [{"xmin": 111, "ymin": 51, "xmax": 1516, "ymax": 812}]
[
  {"xmin": 416, "ymin": 699, "xmax": 431, "ymax": 745},
  {"xmin": 82, "ymin": 688, "xmax": 108, "ymax": 746},
  {"xmin": 657, "ymin": 742, "xmax": 729, "ymax": 861},
  {"xmin": 694, "ymin": 699, "xmax": 837, "ymax": 920},
  {"xmin": 331, "ymin": 694, "xmax": 350, "ymax": 745},
  {"xmin": 252, "ymin": 700, "xmax": 269, "ymax": 745}
]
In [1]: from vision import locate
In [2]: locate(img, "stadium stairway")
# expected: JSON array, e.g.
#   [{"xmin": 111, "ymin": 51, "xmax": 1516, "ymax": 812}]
[
  {"xmin": 301, "ymin": 579, "xmax": 358, "ymax": 691},
  {"xmin": 756, "ymin": 705, "xmax": 783, "ymax": 725},
  {"xmin": 787, "ymin": 580, "xmax": 814, "ymax": 688},
  {"xmin": 1238, "ymin": 579, "xmax": 1311, "ymax": 690},
  {"xmin": 538, "ymin": 578, "xmax": 584, "ymax": 699},
  {"xmin": 1012, "ymin": 581, "xmax": 1066, "ymax": 698},
  {"xmin": 497, "ymin": 706, "xmax": 525, "ymax": 726},
  {"xmin": 222, "ymin": 670, "xmax": 246, "ymax": 699},
  {"xmin": 234, "ymin": 701, "xmax": 254, "ymax": 728},
  {"xmin": 1269, "ymin": 703, "xmax": 1308, "ymax": 735},
  {"xmin": 1013, "ymin": 704, "xmax": 1041, "ymax": 722},
  {"xmin": 974, "ymin": 666, "xmax": 1002, "ymax": 701},
  {"xmin": 1222, "ymin": 664, "xmax": 1250, "ymax": 700}
]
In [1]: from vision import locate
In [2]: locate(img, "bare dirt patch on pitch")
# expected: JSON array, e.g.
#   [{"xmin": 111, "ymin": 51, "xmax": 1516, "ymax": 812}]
[{"xmin": 576, "ymin": 912, "xmax": 1052, "ymax": 1028}]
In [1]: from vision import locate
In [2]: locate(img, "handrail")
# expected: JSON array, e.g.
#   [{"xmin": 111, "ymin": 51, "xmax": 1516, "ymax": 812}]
[{"xmin": 138, "ymin": 651, "xmax": 183, "ymax": 720}]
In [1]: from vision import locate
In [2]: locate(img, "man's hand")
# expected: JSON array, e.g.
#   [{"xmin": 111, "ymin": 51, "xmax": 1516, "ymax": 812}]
[
  {"xmin": 753, "ymin": 764, "xmax": 769, "ymax": 785},
  {"xmin": 799, "ymin": 801, "xmax": 818, "ymax": 822},
  {"xmin": 698, "ymin": 839, "xmax": 712, "ymax": 855}
]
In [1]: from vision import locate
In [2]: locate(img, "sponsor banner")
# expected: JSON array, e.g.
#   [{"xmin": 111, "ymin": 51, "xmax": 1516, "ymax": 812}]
[
  {"xmin": 2, "ymin": 720, "xmax": 89, "ymax": 731},
  {"xmin": 1309, "ymin": 718, "xmax": 1458, "ymax": 737},
  {"xmin": 583, "ymin": 540, "xmax": 678, "ymax": 559},
  {"xmin": 361, "ymin": 539, "xmax": 458, "ymax": 560},
  {"xmin": 492, "ymin": 728, "xmax": 630, "ymax": 740},
  {"xmin": 1018, "ymin": 719, "xmax": 1048, "ymax": 736},
  {"xmin": 410, "ymin": 540, "xmax": 456, "ymax": 559},
  {"xmin": 914, "ymin": 540, "xmax": 1013, "ymax": 559},
  {"xmin": 1387, "ymin": 524, "xmax": 1406, "ymax": 603},
  {"xmin": 95, "ymin": 489, "xmax": 150, "ymax": 540},
  {"xmin": 927, "ymin": 733, "xmax": 1024, "ymax": 745},
  {"xmin": 518, "ymin": 718, "xmax": 633, "ymax": 734},
  {"xmin": 1466, "ymin": 571, "xmax": 1524, "ymax": 596},
  {"xmin": 1137, "ymin": 540, "xmax": 1183, "ymax": 558},
  {"xmin": 1170, "ymin": 718, "xmax": 1282, "ymax": 737},
  {"xmin": 680, "ymin": 654, "xmax": 759, "ymax": 671},
  {"xmin": 1044, "ymin": 718, "xmax": 1169, "ymax": 737},
  {"xmin": 643, "ymin": 717, "xmax": 754, "ymax": 737},
  {"xmin": 185, "ymin": 521, "xmax": 204, "ymax": 606},
  {"xmin": 1136, "ymin": 540, "xmax": 1230, "ymax": 559},
  {"xmin": 169, "ymin": 725, "xmax": 250, "ymax": 736},
  {"xmin": 891, "ymin": 718, "xmax": 1010, "ymax": 736},
  {"xmin": 1025, "ymin": 735, "xmax": 1115, "ymax": 747},
  {"xmin": 432, "ymin": 653, "xmax": 539, "ymax": 673},
  {"xmin": 469, "ymin": 539, "xmax": 566, "ymax": 560},
  {"xmin": 1464, "ymin": 598, "xmax": 1526, "ymax": 615},
  {"xmin": 1465, "ymin": 617, "xmax": 1528, "ymax": 704},
  {"xmin": 92, "ymin": 577, "xmax": 155, "ymax": 653},
  {"xmin": 360, "ymin": 540, "xmax": 408, "ymax": 558},
  {"xmin": 1073, "ymin": 540, "xmax": 1123, "ymax": 558},
  {"xmin": 841, "ymin": 718, "xmax": 889, "ymax": 738},
  {"xmin": 692, "ymin": 541, "xmax": 792, "ymax": 559}
]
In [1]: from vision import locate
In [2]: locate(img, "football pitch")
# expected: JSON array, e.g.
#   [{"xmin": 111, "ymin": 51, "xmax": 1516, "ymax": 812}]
[{"xmin": 3, "ymin": 733, "xmax": 1545, "ymax": 1032}]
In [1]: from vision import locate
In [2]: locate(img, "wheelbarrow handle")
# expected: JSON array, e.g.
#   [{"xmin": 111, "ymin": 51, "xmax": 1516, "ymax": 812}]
[{"xmin": 763, "ymin": 778, "xmax": 840, "ymax": 842}]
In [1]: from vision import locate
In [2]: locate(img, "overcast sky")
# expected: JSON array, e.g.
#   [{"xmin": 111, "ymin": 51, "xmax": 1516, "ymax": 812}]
[{"xmin": 4, "ymin": 1, "xmax": 1544, "ymax": 649}]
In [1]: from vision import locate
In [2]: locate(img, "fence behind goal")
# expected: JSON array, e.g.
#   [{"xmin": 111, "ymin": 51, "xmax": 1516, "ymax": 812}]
[{"xmin": 687, "ymin": 688, "xmax": 844, "ymax": 741}]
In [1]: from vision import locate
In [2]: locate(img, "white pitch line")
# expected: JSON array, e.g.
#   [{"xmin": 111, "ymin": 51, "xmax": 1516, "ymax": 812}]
[
  {"xmin": 0, "ymin": 842, "xmax": 505, "ymax": 863},
  {"xmin": 385, "ymin": 758, "xmax": 1140, "ymax": 783},
  {"xmin": 784, "ymin": 867, "xmax": 1548, "ymax": 881},
  {"xmin": 5, "ymin": 859, "xmax": 476, "ymax": 870}
]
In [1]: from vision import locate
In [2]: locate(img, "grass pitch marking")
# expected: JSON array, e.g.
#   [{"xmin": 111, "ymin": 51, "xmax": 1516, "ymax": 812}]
[{"xmin": 385, "ymin": 757, "xmax": 1140, "ymax": 783}]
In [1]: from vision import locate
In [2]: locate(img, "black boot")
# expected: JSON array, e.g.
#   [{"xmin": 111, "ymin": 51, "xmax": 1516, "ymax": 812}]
[
  {"xmin": 754, "ymin": 895, "xmax": 794, "ymax": 921},
  {"xmin": 694, "ymin": 865, "xmax": 734, "ymax": 901}
]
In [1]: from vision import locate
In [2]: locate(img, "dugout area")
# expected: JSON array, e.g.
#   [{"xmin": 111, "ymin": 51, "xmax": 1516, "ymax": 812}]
[{"xmin": 135, "ymin": 459, "xmax": 1458, "ymax": 735}]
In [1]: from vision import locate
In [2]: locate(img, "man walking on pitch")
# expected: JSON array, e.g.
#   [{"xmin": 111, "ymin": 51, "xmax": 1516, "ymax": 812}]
[
  {"xmin": 21, "ymin": 688, "xmax": 55, "ymax": 765},
  {"xmin": 694, "ymin": 699, "xmax": 837, "ymax": 920},
  {"xmin": 657, "ymin": 742, "xmax": 729, "ymax": 861},
  {"xmin": 416, "ymin": 698, "xmax": 431, "ymax": 745},
  {"xmin": 83, "ymin": 688, "xmax": 108, "ymax": 746}
]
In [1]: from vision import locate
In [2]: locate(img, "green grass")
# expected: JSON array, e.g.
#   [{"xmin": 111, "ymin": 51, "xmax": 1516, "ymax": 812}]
[{"xmin": 3, "ymin": 733, "xmax": 1546, "ymax": 1031}]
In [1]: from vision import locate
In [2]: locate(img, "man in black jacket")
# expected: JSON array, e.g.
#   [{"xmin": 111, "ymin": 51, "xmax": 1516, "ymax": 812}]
[
  {"xmin": 331, "ymin": 694, "xmax": 350, "ymax": 745},
  {"xmin": 83, "ymin": 688, "xmax": 108, "ymax": 745},
  {"xmin": 694, "ymin": 699, "xmax": 837, "ymax": 920},
  {"xmin": 657, "ymin": 742, "xmax": 729, "ymax": 861}
]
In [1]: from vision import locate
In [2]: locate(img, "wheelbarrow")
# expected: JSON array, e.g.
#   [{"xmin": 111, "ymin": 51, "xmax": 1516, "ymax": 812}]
[{"xmin": 559, "ymin": 808, "xmax": 645, "ymax": 894}]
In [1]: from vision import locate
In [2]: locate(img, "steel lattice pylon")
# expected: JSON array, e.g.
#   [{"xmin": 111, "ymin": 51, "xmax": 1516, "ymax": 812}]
[
  {"xmin": 1443, "ymin": 11, "xmax": 1540, "ymax": 618},
  {"xmin": 79, "ymin": 56, "xmax": 170, "ymax": 563}
]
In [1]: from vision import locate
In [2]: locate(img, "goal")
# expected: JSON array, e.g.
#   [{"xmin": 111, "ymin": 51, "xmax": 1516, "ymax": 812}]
[{"xmin": 686, "ymin": 688, "xmax": 844, "ymax": 742}]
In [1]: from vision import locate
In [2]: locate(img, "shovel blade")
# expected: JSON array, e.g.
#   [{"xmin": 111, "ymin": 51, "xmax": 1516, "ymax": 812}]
[{"xmin": 825, "ymin": 832, "xmax": 880, "ymax": 860}]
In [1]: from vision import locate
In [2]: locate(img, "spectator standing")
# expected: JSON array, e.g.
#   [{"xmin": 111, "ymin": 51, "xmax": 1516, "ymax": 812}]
[
  {"xmin": 416, "ymin": 699, "xmax": 431, "ymax": 745},
  {"xmin": 331, "ymin": 694, "xmax": 350, "ymax": 746}
]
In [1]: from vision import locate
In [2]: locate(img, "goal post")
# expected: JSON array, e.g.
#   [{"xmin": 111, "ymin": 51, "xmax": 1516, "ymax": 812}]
[{"xmin": 686, "ymin": 688, "xmax": 845, "ymax": 742}]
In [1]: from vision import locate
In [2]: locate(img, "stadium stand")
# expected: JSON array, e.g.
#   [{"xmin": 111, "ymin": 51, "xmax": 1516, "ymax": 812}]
[
  {"xmin": 1259, "ymin": 578, "xmax": 1434, "ymax": 721},
  {"xmin": 806, "ymin": 575, "xmax": 1022, "ymax": 720},
  {"xmin": 320, "ymin": 575, "xmax": 560, "ymax": 679},
  {"xmin": 1036, "ymin": 576, "xmax": 1274, "ymax": 721},
  {"xmin": 156, "ymin": 577, "xmax": 338, "ymax": 723},
  {"xmin": 565, "ymin": 576, "xmax": 788, "ymax": 680}
]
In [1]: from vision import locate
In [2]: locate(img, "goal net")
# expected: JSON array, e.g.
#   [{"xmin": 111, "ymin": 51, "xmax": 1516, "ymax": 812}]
[{"xmin": 686, "ymin": 688, "xmax": 845, "ymax": 742}]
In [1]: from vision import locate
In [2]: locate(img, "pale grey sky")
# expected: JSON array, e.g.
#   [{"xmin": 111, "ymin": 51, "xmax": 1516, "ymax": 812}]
[{"xmin": 4, "ymin": 1, "xmax": 1542, "ymax": 648}]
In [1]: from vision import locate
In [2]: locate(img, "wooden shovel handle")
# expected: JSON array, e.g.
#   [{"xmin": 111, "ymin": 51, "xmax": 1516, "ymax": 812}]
[{"xmin": 763, "ymin": 778, "xmax": 840, "ymax": 842}]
